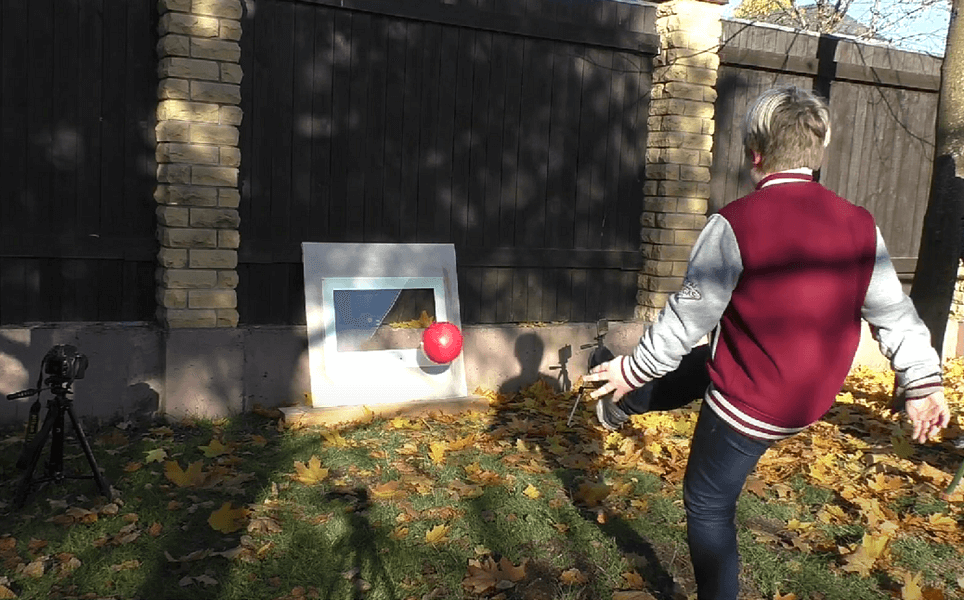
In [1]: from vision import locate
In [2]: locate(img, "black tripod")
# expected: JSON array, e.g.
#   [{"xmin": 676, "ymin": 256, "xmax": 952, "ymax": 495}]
[{"xmin": 10, "ymin": 378, "xmax": 112, "ymax": 508}]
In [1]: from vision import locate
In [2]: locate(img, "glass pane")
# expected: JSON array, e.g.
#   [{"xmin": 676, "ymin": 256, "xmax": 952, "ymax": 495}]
[{"xmin": 333, "ymin": 288, "xmax": 436, "ymax": 352}]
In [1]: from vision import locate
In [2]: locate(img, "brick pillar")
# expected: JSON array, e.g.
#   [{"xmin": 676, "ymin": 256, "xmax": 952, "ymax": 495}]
[
  {"xmin": 637, "ymin": 0, "xmax": 723, "ymax": 321},
  {"xmin": 155, "ymin": 0, "xmax": 243, "ymax": 328}
]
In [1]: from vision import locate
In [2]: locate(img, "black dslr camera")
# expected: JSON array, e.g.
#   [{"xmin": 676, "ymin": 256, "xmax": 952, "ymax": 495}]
[{"xmin": 43, "ymin": 345, "xmax": 88, "ymax": 385}]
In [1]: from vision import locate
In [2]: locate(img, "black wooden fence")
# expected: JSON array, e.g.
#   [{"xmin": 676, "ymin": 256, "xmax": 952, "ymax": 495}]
[
  {"xmin": 0, "ymin": 0, "xmax": 158, "ymax": 325},
  {"xmin": 236, "ymin": 0, "xmax": 659, "ymax": 325}
]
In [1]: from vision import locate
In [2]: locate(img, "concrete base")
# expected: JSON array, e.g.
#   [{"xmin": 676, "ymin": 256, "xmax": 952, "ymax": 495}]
[
  {"xmin": 1, "ymin": 319, "xmax": 960, "ymax": 425},
  {"xmin": 279, "ymin": 395, "xmax": 491, "ymax": 428}
]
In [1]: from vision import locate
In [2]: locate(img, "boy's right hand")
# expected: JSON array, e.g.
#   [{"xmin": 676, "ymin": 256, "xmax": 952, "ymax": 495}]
[
  {"xmin": 583, "ymin": 356, "xmax": 636, "ymax": 402},
  {"xmin": 904, "ymin": 391, "xmax": 951, "ymax": 443}
]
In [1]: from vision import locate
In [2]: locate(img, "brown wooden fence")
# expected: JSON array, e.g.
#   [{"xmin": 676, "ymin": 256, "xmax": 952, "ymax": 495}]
[
  {"xmin": 713, "ymin": 20, "xmax": 942, "ymax": 281},
  {"xmin": 0, "ymin": 0, "xmax": 158, "ymax": 325},
  {"xmin": 236, "ymin": 0, "xmax": 659, "ymax": 325}
]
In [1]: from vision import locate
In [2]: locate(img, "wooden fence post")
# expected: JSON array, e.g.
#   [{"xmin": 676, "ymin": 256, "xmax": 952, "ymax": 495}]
[
  {"xmin": 154, "ymin": 0, "xmax": 243, "ymax": 328},
  {"xmin": 638, "ymin": 0, "xmax": 724, "ymax": 320}
]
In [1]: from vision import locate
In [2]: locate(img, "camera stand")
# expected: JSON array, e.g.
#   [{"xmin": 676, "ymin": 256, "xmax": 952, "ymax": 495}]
[{"xmin": 12, "ymin": 379, "xmax": 112, "ymax": 508}]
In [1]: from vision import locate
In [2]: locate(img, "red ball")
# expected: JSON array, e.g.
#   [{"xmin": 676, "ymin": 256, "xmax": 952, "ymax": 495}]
[{"xmin": 421, "ymin": 321, "xmax": 463, "ymax": 364}]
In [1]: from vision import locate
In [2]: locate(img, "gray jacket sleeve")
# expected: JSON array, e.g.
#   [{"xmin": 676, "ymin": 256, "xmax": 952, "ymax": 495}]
[
  {"xmin": 621, "ymin": 214, "xmax": 743, "ymax": 387},
  {"xmin": 861, "ymin": 227, "xmax": 943, "ymax": 399}
]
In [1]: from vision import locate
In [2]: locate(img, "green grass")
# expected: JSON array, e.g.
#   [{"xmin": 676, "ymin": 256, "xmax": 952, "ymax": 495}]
[{"xmin": 1, "ymin": 382, "xmax": 963, "ymax": 600}]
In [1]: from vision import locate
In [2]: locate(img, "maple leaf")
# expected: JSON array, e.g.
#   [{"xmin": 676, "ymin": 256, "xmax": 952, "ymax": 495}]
[
  {"xmin": 322, "ymin": 430, "xmax": 349, "ymax": 447},
  {"xmin": 109, "ymin": 560, "xmax": 141, "ymax": 572},
  {"xmin": 292, "ymin": 456, "xmax": 329, "ymax": 484},
  {"xmin": 429, "ymin": 441, "xmax": 447, "ymax": 465},
  {"xmin": 20, "ymin": 559, "xmax": 45, "ymax": 578},
  {"xmin": 744, "ymin": 477, "xmax": 767, "ymax": 498},
  {"xmin": 840, "ymin": 532, "xmax": 890, "ymax": 577},
  {"xmin": 165, "ymin": 460, "xmax": 206, "ymax": 487},
  {"xmin": 523, "ymin": 484, "xmax": 541, "ymax": 500},
  {"xmin": 371, "ymin": 480, "xmax": 406, "ymax": 500},
  {"xmin": 144, "ymin": 448, "xmax": 167, "ymax": 463},
  {"xmin": 892, "ymin": 433, "xmax": 915, "ymax": 459},
  {"xmin": 208, "ymin": 502, "xmax": 249, "ymax": 533},
  {"xmin": 621, "ymin": 571, "xmax": 646, "ymax": 589},
  {"xmin": 449, "ymin": 434, "xmax": 477, "ymax": 451},
  {"xmin": 462, "ymin": 557, "xmax": 527, "ymax": 594},
  {"xmin": 424, "ymin": 524, "xmax": 450, "ymax": 544},
  {"xmin": 773, "ymin": 593, "xmax": 798, "ymax": 600},
  {"xmin": 389, "ymin": 417, "xmax": 422, "ymax": 430},
  {"xmin": 449, "ymin": 480, "xmax": 484, "ymax": 500},
  {"xmin": 900, "ymin": 572, "xmax": 924, "ymax": 600},
  {"xmin": 560, "ymin": 568, "xmax": 588, "ymax": 584},
  {"xmin": 199, "ymin": 438, "xmax": 230, "ymax": 458},
  {"xmin": 574, "ymin": 481, "xmax": 611, "ymax": 507}
]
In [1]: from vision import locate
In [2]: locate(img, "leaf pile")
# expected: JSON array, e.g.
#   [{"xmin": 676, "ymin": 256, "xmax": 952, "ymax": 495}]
[{"xmin": 0, "ymin": 359, "xmax": 961, "ymax": 600}]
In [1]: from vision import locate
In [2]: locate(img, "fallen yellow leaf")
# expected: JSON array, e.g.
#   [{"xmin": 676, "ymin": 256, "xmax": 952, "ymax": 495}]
[
  {"xmin": 429, "ymin": 441, "xmax": 447, "ymax": 465},
  {"xmin": 199, "ymin": 438, "xmax": 230, "ymax": 458},
  {"xmin": 208, "ymin": 502, "xmax": 249, "ymax": 533},
  {"xmin": 574, "ymin": 481, "xmax": 611, "ymax": 507},
  {"xmin": 901, "ymin": 571, "xmax": 923, "ymax": 600},
  {"xmin": 292, "ymin": 456, "xmax": 329, "ymax": 485},
  {"xmin": 840, "ymin": 532, "xmax": 890, "ymax": 577},
  {"xmin": 164, "ymin": 460, "xmax": 206, "ymax": 487},
  {"xmin": 424, "ymin": 524, "xmax": 450, "ymax": 544},
  {"xmin": 371, "ymin": 480, "xmax": 405, "ymax": 500},
  {"xmin": 523, "ymin": 484, "xmax": 541, "ymax": 500},
  {"xmin": 322, "ymin": 430, "xmax": 349, "ymax": 447}
]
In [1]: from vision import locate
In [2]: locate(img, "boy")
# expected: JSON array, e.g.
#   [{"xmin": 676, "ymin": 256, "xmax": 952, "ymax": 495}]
[{"xmin": 583, "ymin": 85, "xmax": 950, "ymax": 600}]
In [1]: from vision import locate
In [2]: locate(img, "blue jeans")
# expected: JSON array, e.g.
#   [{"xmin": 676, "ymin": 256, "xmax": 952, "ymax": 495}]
[
  {"xmin": 684, "ymin": 402, "xmax": 772, "ymax": 600},
  {"xmin": 621, "ymin": 346, "xmax": 773, "ymax": 600}
]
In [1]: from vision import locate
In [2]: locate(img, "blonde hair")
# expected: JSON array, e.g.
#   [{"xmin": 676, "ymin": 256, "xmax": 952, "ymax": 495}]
[{"xmin": 743, "ymin": 86, "xmax": 831, "ymax": 173}]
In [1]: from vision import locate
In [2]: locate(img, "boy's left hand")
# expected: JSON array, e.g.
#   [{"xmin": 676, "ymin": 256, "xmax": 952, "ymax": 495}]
[
  {"xmin": 905, "ymin": 390, "xmax": 950, "ymax": 443},
  {"xmin": 584, "ymin": 356, "xmax": 635, "ymax": 401}
]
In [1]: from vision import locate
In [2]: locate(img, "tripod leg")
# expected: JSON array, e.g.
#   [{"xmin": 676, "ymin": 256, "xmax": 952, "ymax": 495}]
[
  {"xmin": 65, "ymin": 405, "xmax": 113, "ymax": 500},
  {"xmin": 13, "ymin": 403, "xmax": 59, "ymax": 508}
]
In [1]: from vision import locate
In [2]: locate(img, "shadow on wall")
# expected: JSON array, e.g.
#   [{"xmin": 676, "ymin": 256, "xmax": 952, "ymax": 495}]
[{"xmin": 498, "ymin": 332, "xmax": 561, "ymax": 396}]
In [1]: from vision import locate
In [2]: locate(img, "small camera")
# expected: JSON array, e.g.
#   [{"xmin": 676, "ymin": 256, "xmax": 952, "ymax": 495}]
[{"xmin": 43, "ymin": 345, "xmax": 88, "ymax": 384}]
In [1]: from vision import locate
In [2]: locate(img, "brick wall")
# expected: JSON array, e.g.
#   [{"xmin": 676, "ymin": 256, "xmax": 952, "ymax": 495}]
[
  {"xmin": 637, "ymin": 0, "xmax": 723, "ymax": 320},
  {"xmin": 155, "ymin": 0, "xmax": 243, "ymax": 328}
]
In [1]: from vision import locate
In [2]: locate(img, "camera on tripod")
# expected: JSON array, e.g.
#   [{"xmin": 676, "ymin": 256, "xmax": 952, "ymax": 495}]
[
  {"xmin": 6, "ymin": 344, "xmax": 111, "ymax": 508},
  {"xmin": 43, "ymin": 345, "xmax": 88, "ymax": 385}
]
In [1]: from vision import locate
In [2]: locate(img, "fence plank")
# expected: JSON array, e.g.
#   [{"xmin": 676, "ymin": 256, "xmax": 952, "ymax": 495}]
[
  {"xmin": 417, "ymin": 23, "xmax": 444, "ymax": 241},
  {"xmin": 499, "ymin": 34, "xmax": 525, "ymax": 246},
  {"xmin": 1, "ymin": 0, "xmax": 28, "ymax": 236},
  {"xmin": 290, "ymin": 3, "xmax": 316, "ymax": 244},
  {"xmin": 449, "ymin": 26, "xmax": 475, "ymax": 248},
  {"xmin": 328, "ymin": 10, "xmax": 353, "ymax": 241},
  {"xmin": 482, "ymin": 31, "xmax": 507, "ymax": 248},
  {"xmin": 364, "ymin": 15, "xmax": 389, "ymax": 242},
  {"xmin": 399, "ymin": 20, "xmax": 423, "ymax": 242},
  {"xmin": 465, "ymin": 31, "xmax": 492, "ymax": 250},
  {"xmin": 381, "ymin": 20, "xmax": 407, "ymax": 242}
]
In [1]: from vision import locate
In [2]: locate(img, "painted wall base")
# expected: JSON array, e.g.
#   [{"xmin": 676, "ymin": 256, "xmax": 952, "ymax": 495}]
[{"xmin": 1, "ymin": 319, "xmax": 960, "ymax": 425}]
